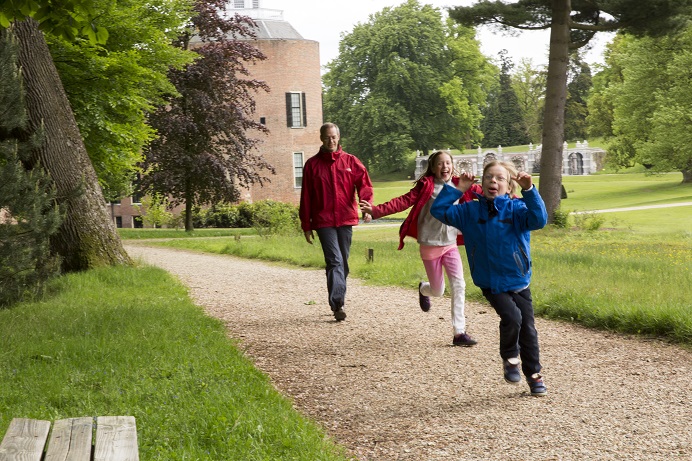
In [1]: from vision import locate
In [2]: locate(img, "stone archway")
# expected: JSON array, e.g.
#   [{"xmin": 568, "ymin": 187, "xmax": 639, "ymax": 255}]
[{"xmin": 569, "ymin": 152, "xmax": 584, "ymax": 175}]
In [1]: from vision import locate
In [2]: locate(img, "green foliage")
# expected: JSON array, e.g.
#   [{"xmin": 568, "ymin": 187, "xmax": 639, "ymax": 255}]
[
  {"xmin": 192, "ymin": 200, "xmax": 301, "ymax": 236},
  {"xmin": 135, "ymin": 194, "xmax": 173, "ymax": 229},
  {"xmin": 249, "ymin": 200, "xmax": 301, "ymax": 238},
  {"xmin": 0, "ymin": 0, "xmax": 109, "ymax": 44},
  {"xmin": 551, "ymin": 207, "xmax": 570, "ymax": 229},
  {"xmin": 572, "ymin": 212, "xmax": 606, "ymax": 231},
  {"xmin": 0, "ymin": 28, "xmax": 62, "ymax": 307},
  {"xmin": 0, "ymin": 265, "xmax": 351, "ymax": 459},
  {"xmin": 564, "ymin": 53, "xmax": 592, "ymax": 142},
  {"xmin": 596, "ymin": 26, "xmax": 692, "ymax": 179},
  {"xmin": 510, "ymin": 58, "xmax": 546, "ymax": 144},
  {"xmin": 45, "ymin": 0, "xmax": 195, "ymax": 200},
  {"xmin": 481, "ymin": 51, "xmax": 530, "ymax": 147},
  {"xmin": 323, "ymin": 0, "xmax": 489, "ymax": 171}
]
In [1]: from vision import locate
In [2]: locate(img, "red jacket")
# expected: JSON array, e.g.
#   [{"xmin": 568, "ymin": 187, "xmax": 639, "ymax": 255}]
[
  {"xmin": 299, "ymin": 146, "xmax": 373, "ymax": 232},
  {"xmin": 371, "ymin": 175, "xmax": 482, "ymax": 250}
]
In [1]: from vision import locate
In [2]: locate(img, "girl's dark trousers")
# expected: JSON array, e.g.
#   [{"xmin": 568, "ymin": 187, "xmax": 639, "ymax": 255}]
[{"xmin": 482, "ymin": 287, "xmax": 542, "ymax": 377}]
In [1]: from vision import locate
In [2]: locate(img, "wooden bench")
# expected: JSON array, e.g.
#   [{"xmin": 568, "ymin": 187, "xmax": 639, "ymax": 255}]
[{"xmin": 0, "ymin": 416, "xmax": 139, "ymax": 461}]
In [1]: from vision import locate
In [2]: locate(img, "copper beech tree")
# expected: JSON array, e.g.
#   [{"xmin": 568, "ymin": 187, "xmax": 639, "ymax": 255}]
[{"xmin": 141, "ymin": 1, "xmax": 273, "ymax": 231}]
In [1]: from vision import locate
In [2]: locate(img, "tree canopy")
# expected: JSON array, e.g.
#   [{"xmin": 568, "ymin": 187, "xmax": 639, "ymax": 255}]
[
  {"xmin": 323, "ymin": 0, "xmax": 491, "ymax": 173},
  {"xmin": 480, "ymin": 51, "xmax": 530, "ymax": 148},
  {"xmin": 141, "ymin": 0, "xmax": 272, "ymax": 231},
  {"xmin": 46, "ymin": 0, "xmax": 194, "ymax": 200},
  {"xmin": 448, "ymin": 0, "xmax": 692, "ymax": 220},
  {"xmin": 564, "ymin": 52, "xmax": 591, "ymax": 142},
  {"xmin": 0, "ymin": 0, "xmax": 108, "ymax": 43},
  {"xmin": 592, "ymin": 27, "xmax": 692, "ymax": 182}
]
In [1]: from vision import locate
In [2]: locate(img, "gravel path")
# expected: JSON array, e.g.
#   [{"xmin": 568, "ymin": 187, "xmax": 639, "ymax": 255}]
[{"xmin": 125, "ymin": 244, "xmax": 691, "ymax": 461}]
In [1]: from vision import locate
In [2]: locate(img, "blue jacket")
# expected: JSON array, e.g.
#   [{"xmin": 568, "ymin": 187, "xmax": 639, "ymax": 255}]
[{"xmin": 430, "ymin": 185, "xmax": 547, "ymax": 294}]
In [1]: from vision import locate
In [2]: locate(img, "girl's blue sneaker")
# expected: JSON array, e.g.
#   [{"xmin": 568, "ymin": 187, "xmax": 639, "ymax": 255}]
[
  {"xmin": 528, "ymin": 373, "xmax": 548, "ymax": 396},
  {"xmin": 503, "ymin": 357, "xmax": 522, "ymax": 383}
]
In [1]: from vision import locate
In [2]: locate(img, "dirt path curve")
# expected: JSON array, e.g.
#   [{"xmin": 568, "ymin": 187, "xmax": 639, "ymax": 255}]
[{"xmin": 125, "ymin": 244, "xmax": 691, "ymax": 461}]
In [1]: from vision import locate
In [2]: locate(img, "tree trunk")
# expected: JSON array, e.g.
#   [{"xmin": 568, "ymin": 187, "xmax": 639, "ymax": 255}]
[
  {"xmin": 682, "ymin": 168, "xmax": 691, "ymax": 184},
  {"xmin": 185, "ymin": 179, "xmax": 193, "ymax": 232},
  {"xmin": 13, "ymin": 19, "xmax": 132, "ymax": 271},
  {"xmin": 539, "ymin": 0, "xmax": 571, "ymax": 223}
]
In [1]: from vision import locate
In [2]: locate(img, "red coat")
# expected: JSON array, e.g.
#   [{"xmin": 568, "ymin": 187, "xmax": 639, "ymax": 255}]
[
  {"xmin": 299, "ymin": 146, "xmax": 373, "ymax": 232},
  {"xmin": 371, "ymin": 175, "xmax": 481, "ymax": 250}
]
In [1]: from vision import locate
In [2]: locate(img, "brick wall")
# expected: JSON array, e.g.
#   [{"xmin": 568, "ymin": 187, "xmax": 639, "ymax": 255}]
[{"xmin": 245, "ymin": 38, "xmax": 323, "ymax": 205}]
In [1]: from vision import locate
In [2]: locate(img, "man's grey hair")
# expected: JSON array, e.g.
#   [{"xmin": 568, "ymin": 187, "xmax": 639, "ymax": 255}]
[{"xmin": 320, "ymin": 122, "xmax": 340, "ymax": 138}]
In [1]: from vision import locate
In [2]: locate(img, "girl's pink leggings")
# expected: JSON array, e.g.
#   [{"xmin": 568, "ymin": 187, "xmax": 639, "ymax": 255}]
[{"xmin": 419, "ymin": 245, "xmax": 467, "ymax": 335}]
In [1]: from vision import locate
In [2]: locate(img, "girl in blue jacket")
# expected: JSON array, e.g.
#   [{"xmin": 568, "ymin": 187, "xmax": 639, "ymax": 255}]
[{"xmin": 430, "ymin": 161, "xmax": 549, "ymax": 396}]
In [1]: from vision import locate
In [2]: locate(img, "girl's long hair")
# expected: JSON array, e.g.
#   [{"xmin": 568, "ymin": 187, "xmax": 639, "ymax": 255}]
[{"xmin": 417, "ymin": 151, "xmax": 457, "ymax": 182}]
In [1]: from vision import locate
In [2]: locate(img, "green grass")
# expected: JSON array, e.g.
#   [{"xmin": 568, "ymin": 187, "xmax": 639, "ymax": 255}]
[
  {"xmin": 370, "ymin": 173, "xmax": 692, "ymax": 232},
  {"xmin": 0, "ymin": 266, "xmax": 350, "ymax": 460},
  {"xmin": 118, "ymin": 227, "xmax": 254, "ymax": 240}
]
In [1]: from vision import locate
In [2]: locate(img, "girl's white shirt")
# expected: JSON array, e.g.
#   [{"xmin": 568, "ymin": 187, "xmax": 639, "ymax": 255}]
[{"xmin": 417, "ymin": 177, "xmax": 460, "ymax": 247}]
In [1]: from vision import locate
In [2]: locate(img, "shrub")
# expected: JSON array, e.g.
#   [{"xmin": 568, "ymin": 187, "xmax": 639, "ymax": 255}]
[
  {"xmin": 192, "ymin": 201, "xmax": 301, "ymax": 236},
  {"xmin": 551, "ymin": 207, "xmax": 570, "ymax": 229},
  {"xmin": 0, "ymin": 28, "xmax": 62, "ymax": 306},
  {"xmin": 250, "ymin": 200, "xmax": 301, "ymax": 237},
  {"xmin": 573, "ymin": 211, "xmax": 606, "ymax": 231}
]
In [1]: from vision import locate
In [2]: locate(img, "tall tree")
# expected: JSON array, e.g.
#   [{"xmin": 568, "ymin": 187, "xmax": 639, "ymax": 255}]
[
  {"xmin": 511, "ymin": 58, "xmax": 546, "ymax": 143},
  {"xmin": 481, "ymin": 50, "xmax": 529, "ymax": 147},
  {"xmin": 564, "ymin": 52, "xmax": 592, "ymax": 142},
  {"xmin": 323, "ymin": 0, "xmax": 490, "ymax": 172},
  {"xmin": 8, "ymin": 18, "xmax": 132, "ymax": 270},
  {"xmin": 585, "ymin": 38, "xmax": 621, "ymax": 140},
  {"xmin": 1, "ymin": 1, "xmax": 150, "ymax": 270},
  {"xmin": 141, "ymin": 0, "xmax": 272, "ymax": 231},
  {"xmin": 0, "ymin": 27, "xmax": 61, "ymax": 306},
  {"xmin": 449, "ymin": 0, "xmax": 692, "ymax": 221},
  {"xmin": 602, "ymin": 28, "xmax": 692, "ymax": 182}
]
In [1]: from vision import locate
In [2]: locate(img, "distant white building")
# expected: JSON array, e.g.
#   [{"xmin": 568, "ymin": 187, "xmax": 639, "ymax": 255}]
[{"xmin": 414, "ymin": 141, "xmax": 606, "ymax": 178}]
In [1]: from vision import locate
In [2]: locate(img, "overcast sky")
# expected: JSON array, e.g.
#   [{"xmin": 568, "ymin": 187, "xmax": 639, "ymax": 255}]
[{"xmin": 259, "ymin": 0, "xmax": 612, "ymax": 71}]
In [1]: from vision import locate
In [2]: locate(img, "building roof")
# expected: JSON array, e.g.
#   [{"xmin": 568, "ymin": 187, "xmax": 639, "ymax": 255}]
[
  {"xmin": 251, "ymin": 19, "xmax": 303, "ymax": 40},
  {"xmin": 225, "ymin": 6, "xmax": 304, "ymax": 40}
]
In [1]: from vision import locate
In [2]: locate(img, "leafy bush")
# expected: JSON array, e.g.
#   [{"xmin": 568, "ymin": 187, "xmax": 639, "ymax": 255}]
[
  {"xmin": 573, "ymin": 211, "xmax": 606, "ymax": 231},
  {"xmin": 0, "ymin": 28, "xmax": 62, "ymax": 307},
  {"xmin": 551, "ymin": 207, "xmax": 570, "ymax": 229},
  {"xmin": 193, "ymin": 200, "xmax": 300, "ymax": 236},
  {"xmin": 250, "ymin": 200, "xmax": 301, "ymax": 237}
]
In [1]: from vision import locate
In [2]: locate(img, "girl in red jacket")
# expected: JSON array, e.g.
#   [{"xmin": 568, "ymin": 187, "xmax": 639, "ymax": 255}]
[{"xmin": 360, "ymin": 151, "xmax": 480, "ymax": 346}]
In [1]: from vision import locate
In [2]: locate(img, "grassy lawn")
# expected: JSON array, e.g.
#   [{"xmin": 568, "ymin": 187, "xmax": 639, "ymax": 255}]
[
  {"xmin": 0, "ymin": 266, "xmax": 350, "ymax": 460},
  {"xmin": 372, "ymin": 172, "xmax": 692, "ymax": 232}
]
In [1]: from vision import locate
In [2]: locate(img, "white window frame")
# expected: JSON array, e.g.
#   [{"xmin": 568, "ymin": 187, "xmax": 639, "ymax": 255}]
[{"xmin": 293, "ymin": 152, "xmax": 304, "ymax": 188}]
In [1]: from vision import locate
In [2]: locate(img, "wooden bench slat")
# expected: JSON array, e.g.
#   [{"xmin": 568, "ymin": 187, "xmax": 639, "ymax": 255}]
[
  {"xmin": 93, "ymin": 416, "xmax": 139, "ymax": 461},
  {"xmin": 45, "ymin": 417, "xmax": 94, "ymax": 461},
  {"xmin": 0, "ymin": 418, "xmax": 51, "ymax": 461}
]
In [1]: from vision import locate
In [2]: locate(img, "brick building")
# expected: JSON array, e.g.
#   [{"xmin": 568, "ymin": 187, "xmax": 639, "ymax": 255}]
[
  {"xmin": 111, "ymin": 1, "xmax": 321, "ymax": 227},
  {"xmin": 233, "ymin": 2, "xmax": 322, "ymax": 205}
]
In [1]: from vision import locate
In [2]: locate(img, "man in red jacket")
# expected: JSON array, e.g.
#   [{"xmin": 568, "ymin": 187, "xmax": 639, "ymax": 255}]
[{"xmin": 299, "ymin": 123, "xmax": 373, "ymax": 321}]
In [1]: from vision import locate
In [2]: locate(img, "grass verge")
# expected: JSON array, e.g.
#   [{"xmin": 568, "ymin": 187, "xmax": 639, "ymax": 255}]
[{"xmin": 0, "ymin": 265, "xmax": 351, "ymax": 461}]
